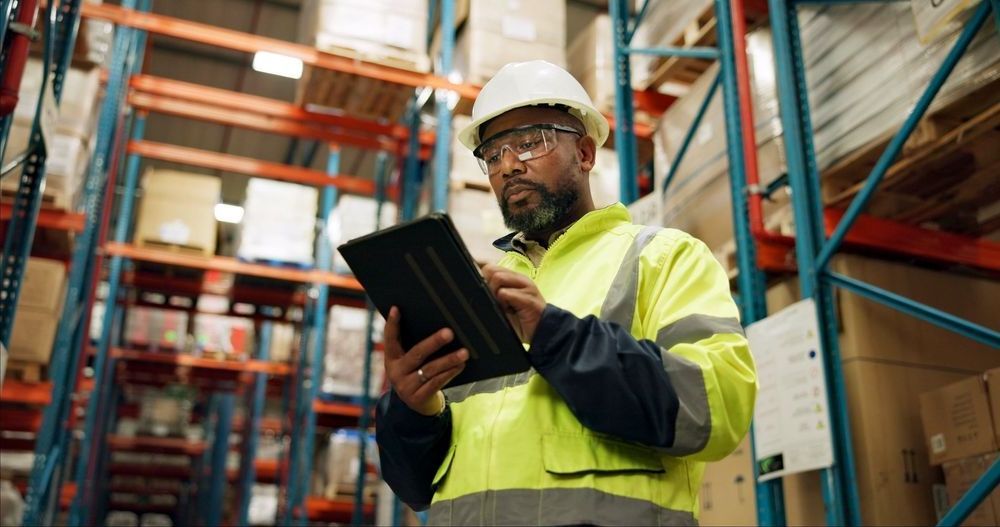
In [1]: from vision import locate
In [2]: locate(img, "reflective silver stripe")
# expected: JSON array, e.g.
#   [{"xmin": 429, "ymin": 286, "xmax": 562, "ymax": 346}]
[
  {"xmin": 429, "ymin": 487, "xmax": 697, "ymax": 526},
  {"xmin": 600, "ymin": 225, "xmax": 662, "ymax": 330},
  {"xmin": 655, "ymin": 319, "xmax": 727, "ymax": 456},
  {"xmin": 444, "ymin": 368, "xmax": 536, "ymax": 404},
  {"xmin": 657, "ymin": 314, "xmax": 745, "ymax": 351}
]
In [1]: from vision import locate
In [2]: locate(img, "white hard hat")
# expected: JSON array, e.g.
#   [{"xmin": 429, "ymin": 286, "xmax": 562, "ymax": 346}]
[{"xmin": 457, "ymin": 60, "xmax": 610, "ymax": 151}]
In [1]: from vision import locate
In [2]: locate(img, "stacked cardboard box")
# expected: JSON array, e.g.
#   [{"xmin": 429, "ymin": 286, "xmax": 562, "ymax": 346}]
[
  {"xmin": 238, "ymin": 179, "xmax": 318, "ymax": 266},
  {"xmin": 448, "ymin": 187, "xmax": 508, "ymax": 264},
  {"xmin": 1, "ymin": 59, "xmax": 103, "ymax": 210},
  {"xmin": 451, "ymin": 0, "xmax": 566, "ymax": 86},
  {"xmin": 8, "ymin": 258, "xmax": 67, "ymax": 367},
  {"xmin": 920, "ymin": 370, "xmax": 1000, "ymax": 526},
  {"xmin": 134, "ymin": 169, "xmax": 220, "ymax": 256},
  {"xmin": 567, "ymin": 14, "xmax": 614, "ymax": 115},
  {"xmin": 629, "ymin": 0, "xmax": 714, "ymax": 90},
  {"xmin": 298, "ymin": 0, "xmax": 430, "ymax": 71},
  {"xmin": 757, "ymin": 255, "xmax": 1000, "ymax": 526},
  {"xmin": 698, "ymin": 435, "xmax": 756, "ymax": 525},
  {"xmin": 322, "ymin": 306, "xmax": 386, "ymax": 399}
]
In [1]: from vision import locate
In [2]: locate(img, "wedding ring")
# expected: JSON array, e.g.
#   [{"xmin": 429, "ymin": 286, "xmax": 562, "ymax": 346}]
[{"xmin": 417, "ymin": 368, "xmax": 429, "ymax": 384}]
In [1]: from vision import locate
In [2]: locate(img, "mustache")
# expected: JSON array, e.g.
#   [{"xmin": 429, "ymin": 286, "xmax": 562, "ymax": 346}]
[{"xmin": 502, "ymin": 180, "xmax": 543, "ymax": 200}]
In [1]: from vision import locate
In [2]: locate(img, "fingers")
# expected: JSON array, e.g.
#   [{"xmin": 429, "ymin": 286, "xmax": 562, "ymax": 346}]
[
  {"xmin": 412, "ymin": 361, "xmax": 467, "ymax": 401},
  {"xmin": 497, "ymin": 287, "xmax": 541, "ymax": 310},
  {"xmin": 383, "ymin": 306, "xmax": 403, "ymax": 360},
  {"xmin": 399, "ymin": 327, "xmax": 454, "ymax": 372},
  {"xmin": 398, "ymin": 349, "xmax": 469, "ymax": 403}
]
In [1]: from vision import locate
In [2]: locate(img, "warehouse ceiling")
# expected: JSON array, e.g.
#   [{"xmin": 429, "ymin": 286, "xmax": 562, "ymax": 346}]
[{"xmin": 116, "ymin": 0, "xmax": 604, "ymax": 205}]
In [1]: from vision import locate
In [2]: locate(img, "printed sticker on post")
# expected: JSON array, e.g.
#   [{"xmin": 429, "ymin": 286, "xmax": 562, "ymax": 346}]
[
  {"xmin": 747, "ymin": 298, "xmax": 834, "ymax": 482},
  {"xmin": 911, "ymin": 0, "xmax": 975, "ymax": 44}
]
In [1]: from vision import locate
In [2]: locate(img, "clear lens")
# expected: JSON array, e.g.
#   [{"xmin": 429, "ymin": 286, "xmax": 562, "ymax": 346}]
[{"xmin": 476, "ymin": 127, "xmax": 556, "ymax": 175}]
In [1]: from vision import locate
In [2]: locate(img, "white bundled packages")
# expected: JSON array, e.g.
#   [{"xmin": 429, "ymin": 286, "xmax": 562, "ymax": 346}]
[
  {"xmin": 323, "ymin": 306, "xmax": 386, "ymax": 398},
  {"xmin": 329, "ymin": 194, "xmax": 398, "ymax": 274},
  {"xmin": 238, "ymin": 179, "xmax": 318, "ymax": 265}
]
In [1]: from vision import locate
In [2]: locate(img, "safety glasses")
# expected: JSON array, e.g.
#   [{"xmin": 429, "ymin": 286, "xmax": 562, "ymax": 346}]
[{"xmin": 473, "ymin": 124, "xmax": 583, "ymax": 175}]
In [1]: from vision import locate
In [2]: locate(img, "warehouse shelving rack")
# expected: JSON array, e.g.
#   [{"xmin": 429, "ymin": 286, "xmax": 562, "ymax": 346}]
[
  {"xmin": 610, "ymin": 0, "xmax": 785, "ymax": 525},
  {"xmin": 766, "ymin": 0, "xmax": 1000, "ymax": 525},
  {"xmin": 0, "ymin": 1, "xmax": 471, "ymax": 526}
]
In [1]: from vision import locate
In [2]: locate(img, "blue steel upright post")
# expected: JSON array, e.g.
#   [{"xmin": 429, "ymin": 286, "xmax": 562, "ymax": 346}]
[
  {"xmin": 767, "ymin": 0, "xmax": 861, "ymax": 524},
  {"xmin": 612, "ymin": 0, "xmax": 784, "ymax": 524},
  {"xmin": 432, "ymin": 0, "xmax": 454, "ymax": 212},
  {"xmin": 608, "ymin": 0, "xmax": 639, "ymax": 205},
  {"xmin": 284, "ymin": 145, "xmax": 340, "ymax": 525},
  {"xmin": 238, "ymin": 322, "xmax": 274, "ymax": 526},
  {"xmin": 65, "ymin": 1, "xmax": 151, "ymax": 524}
]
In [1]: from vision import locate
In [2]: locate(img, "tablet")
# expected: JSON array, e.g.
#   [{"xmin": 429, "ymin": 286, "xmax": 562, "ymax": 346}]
[{"xmin": 337, "ymin": 213, "xmax": 530, "ymax": 388}]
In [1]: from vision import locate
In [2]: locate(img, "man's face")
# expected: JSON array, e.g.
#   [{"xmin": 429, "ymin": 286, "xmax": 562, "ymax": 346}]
[{"xmin": 477, "ymin": 107, "xmax": 594, "ymax": 234}]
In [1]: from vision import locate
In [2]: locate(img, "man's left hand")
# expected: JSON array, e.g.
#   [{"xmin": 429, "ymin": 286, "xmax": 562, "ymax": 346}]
[{"xmin": 482, "ymin": 264, "xmax": 546, "ymax": 343}]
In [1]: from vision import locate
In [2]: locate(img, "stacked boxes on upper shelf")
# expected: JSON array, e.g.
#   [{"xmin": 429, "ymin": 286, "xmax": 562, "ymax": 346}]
[
  {"xmin": 134, "ymin": 168, "xmax": 221, "ymax": 256},
  {"xmin": 238, "ymin": 179, "xmax": 318, "ymax": 266},
  {"xmin": 920, "ymin": 369, "xmax": 1000, "ymax": 526},
  {"xmin": 297, "ymin": 0, "xmax": 429, "ymax": 121},
  {"xmin": 445, "ymin": 0, "xmax": 566, "ymax": 86},
  {"xmin": 0, "ymin": 59, "xmax": 103, "ymax": 210},
  {"xmin": 567, "ymin": 14, "xmax": 614, "ymax": 116}
]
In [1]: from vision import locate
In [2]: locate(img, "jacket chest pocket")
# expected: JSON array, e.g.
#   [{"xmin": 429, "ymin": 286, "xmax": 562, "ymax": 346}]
[{"xmin": 541, "ymin": 433, "xmax": 665, "ymax": 475}]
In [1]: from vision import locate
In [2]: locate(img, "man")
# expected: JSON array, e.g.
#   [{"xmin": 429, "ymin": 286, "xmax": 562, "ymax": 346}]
[{"xmin": 375, "ymin": 60, "xmax": 756, "ymax": 526}]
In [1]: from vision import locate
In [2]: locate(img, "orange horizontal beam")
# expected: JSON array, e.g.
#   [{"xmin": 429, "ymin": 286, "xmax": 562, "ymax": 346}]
[
  {"xmin": 106, "ymin": 435, "xmax": 208, "ymax": 456},
  {"xmin": 0, "ymin": 380, "xmax": 53, "ymax": 406},
  {"xmin": 110, "ymin": 347, "xmax": 293, "ymax": 375},
  {"xmin": 104, "ymin": 242, "xmax": 364, "ymax": 292},
  {"xmin": 313, "ymin": 399, "xmax": 362, "ymax": 418},
  {"xmin": 831, "ymin": 209, "xmax": 1000, "ymax": 273},
  {"xmin": 82, "ymin": 3, "xmax": 479, "ymax": 100},
  {"xmin": 1, "ymin": 202, "xmax": 85, "ymax": 232},
  {"xmin": 306, "ymin": 496, "xmax": 375, "ymax": 522},
  {"xmin": 128, "ymin": 140, "xmax": 377, "ymax": 196},
  {"xmin": 128, "ymin": 92, "xmax": 400, "ymax": 152},
  {"xmin": 130, "ymin": 74, "xmax": 419, "ymax": 144},
  {"xmin": 1, "ymin": 408, "xmax": 43, "ymax": 432}
]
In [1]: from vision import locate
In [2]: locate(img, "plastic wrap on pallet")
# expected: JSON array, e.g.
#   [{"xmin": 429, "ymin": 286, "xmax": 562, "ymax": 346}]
[
  {"xmin": 299, "ymin": 0, "xmax": 429, "ymax": 71},
  {"xmin": 322, "ymin": 306, "xmax": 386, "ymax": 398},
  {"xmin": 321, "ymin": 429, "xmax": 380, "ymax": 499},
  {"xmin": 192, "ymin": 314, "xmax": 254, "ymax": 359},
  {"xmin": 629, "ymin": 0, "xmax": 714, "ymax": 90},
  {"xmin": 238, "ymin": 179, "xmax": 318, "ymax": 266},
  {"xmin": 247, "ymin": 484, "xmax": 279, "ymax": 526},
  {"xmin": 797, "ymin": 4, "xmax": 1000, "ymax": 171},
  {"xmin": 124, "ymin": 307, "xmax": 189, "ymax": 352},
  {"xmin": 329, "ymin": 195, "xmax": 398, "ymax": 274}
]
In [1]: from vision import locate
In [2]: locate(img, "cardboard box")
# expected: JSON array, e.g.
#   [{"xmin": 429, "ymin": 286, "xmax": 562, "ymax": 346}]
[
  {"xmin": 9, "ymin": 308, "xmax": 59, "ymax": 364},
  {"xmin": 17, "ymin": 258, "xmax": 66, "ymax": 312},
  {"xmin": 921, "ymin": 375, "xmax": 998, "ymax": 466},
  {"xmin": 134, "ymin": 169, "xmax": 220, "ymax": 256},
  {"xmin": 985, "ymin": 368, "xmax": 1000, "ymax": 448},
  {"xmin": 448, "ymin": 187, "xmax": 508, "ymax": 264},
  {"xmin": 766, "ymin": 274, "xmax": 990, "ymax": 526},
  {"xmin": 193, "ymin": 315, "xmax": 254, "ymax": 359},
  {"xmin": 447, "ymin": 0, "xmax": 566, "ymax": 85},
  {"xmin": 330, "ymin": 195, "xmax": 398, "ymax": 274},
  {"xmin": 322, "ymin": 306, "xmax": 385, "ymax": 398},
  {"xmin": 299, "ymin": 0, "xmax": 429, "ymax": 69},
  {"xmin": 942, "ymin": 453, "xmax": 1000, "ymax": 527},
  {"xmin": 699, "ymin": 435, "xmax": 756, "ymax": 526}
]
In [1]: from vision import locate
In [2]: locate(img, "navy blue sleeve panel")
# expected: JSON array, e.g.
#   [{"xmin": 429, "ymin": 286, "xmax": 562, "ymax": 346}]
[
  {"xmin": 375, "ymin": 390, "xmax": 452, "ymax": 511},
  {"xmin": 527, "ymin": 304, "xmax": 681, "ymax": 448}
]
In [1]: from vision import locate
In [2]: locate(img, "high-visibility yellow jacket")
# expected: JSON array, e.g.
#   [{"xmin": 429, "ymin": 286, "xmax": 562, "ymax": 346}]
[{"xmin": 376, "ymin": 204, "xmax": 757, "ymax": 526}]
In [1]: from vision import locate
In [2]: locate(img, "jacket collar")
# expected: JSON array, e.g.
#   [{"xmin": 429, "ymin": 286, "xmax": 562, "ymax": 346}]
[{"xmin": 492, "ymin": 203, "xmax": 631, "ymax": 253}]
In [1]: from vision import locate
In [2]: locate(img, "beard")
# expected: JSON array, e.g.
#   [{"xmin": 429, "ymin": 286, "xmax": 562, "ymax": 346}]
[{"xmin": 499, "ymin": 179, "xmax": 579, "ymax": 234}]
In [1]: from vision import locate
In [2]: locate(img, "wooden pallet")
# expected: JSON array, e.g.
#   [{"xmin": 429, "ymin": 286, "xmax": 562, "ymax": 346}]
[
  {"xmin": 135, "ymin": 239, "xmax": 212, "ymax": 258},
  {"xmin": 297, "ymin": 45, "xmax": 427, "ymax": 123},
  {"xmin": 821, "ymin": 79, "xmax": 1000, "ymax": 237},
  {"xmin": 5, "ymin": 360, "xmax": 44, "ymax": 383}
]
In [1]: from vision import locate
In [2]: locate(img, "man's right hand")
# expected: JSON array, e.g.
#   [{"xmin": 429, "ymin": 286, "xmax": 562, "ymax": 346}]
[{"xmin": 384, "ymin": 306, "xmax": 469, "ymax": 416}]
